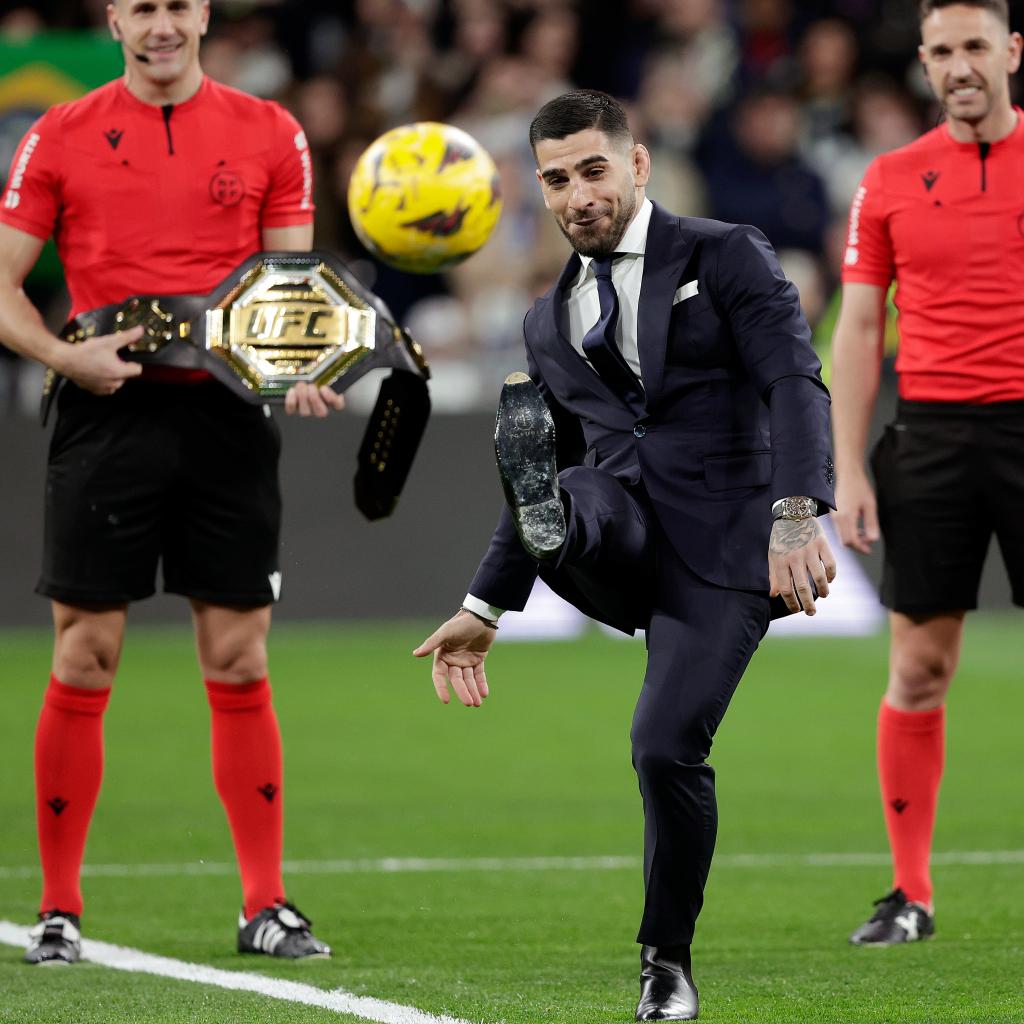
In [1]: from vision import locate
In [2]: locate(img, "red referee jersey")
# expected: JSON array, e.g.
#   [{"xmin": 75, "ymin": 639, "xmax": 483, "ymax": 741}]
[
  {"xmin": 0, "ymin": 76, "xmax": 314, "ymax": 318},
  {"xmin": 841, "ymin": 110, "xmax": 1024, "ymax": 403}
]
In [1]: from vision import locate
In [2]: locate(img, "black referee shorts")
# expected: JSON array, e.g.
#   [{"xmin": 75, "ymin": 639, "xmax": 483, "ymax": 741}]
[
  {"xmin": 37, "ymin": 379, "xmax": 282, "ymax": 607},
  {"xmin": 870, "ymin": 399, "xmax": 1024, "ymax": 614}
]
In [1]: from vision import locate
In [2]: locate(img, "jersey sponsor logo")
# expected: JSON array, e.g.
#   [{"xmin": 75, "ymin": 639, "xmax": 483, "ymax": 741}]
[
  {"xmin": 295, "ymin": 129, "xmax": 313, "ymax": 210},
  {"xmin": 4, "ymin": 131, "xmax": 40, "ymax": 211},
  {"xmin": 920, "ymin": 170, "xmax": 939, "ymax": 191},
  {"xmin": 210, "ymin": 170, "xmax": 244, "ymax": 207},
  {"xmin": 104, "ymin": 129, "xmax": 124, "ymax": 150},
  {"xmin": 844, "ymin": 183, "xmax": 867, "ymax": 265}
]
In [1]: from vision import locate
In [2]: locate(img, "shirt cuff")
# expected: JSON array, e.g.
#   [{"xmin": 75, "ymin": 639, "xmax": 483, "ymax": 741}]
[{"xmin": 463, "ymin": 594, "xmax": 505, "ymax": 622}]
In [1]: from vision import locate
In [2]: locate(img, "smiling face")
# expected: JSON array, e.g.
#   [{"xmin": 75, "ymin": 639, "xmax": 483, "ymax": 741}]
[
  {"xmin": 534, "ymin": 129, "xmax": 650, "ymax": 259},
  {"xmin": 919, "ymin": 4, "xmax": 1022, "ymax": 135},
  {"xmin": 107, "ymin": 0, "xmax": 210, "ymax": 93}
]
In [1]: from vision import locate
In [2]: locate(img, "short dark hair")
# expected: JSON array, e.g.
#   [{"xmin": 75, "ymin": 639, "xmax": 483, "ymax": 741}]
[
  {"xmin": 528, "ymin": 89, "xmax": 633, "ymax": 154},
  {"xmin": 918, "ymin": 0, "xmax": 1009, "ymax": 26}
]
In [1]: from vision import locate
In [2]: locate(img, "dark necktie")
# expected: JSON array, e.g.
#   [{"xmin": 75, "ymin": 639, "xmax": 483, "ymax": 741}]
[{"xmin": 581, "ymin": 256, "xmax": 642, "ymax": 403}]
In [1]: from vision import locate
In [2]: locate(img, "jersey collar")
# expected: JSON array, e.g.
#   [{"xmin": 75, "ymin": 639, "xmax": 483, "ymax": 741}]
[
  {"xmin": 116, "ymin": 74, "xmax": 209, "ymax": 114},
  {"xmin": 941, "ymin": 105, "xmax": 1024, "ymax": 150}
]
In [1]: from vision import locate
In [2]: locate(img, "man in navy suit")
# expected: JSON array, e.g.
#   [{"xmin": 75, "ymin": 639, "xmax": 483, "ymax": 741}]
[{"xmin": 415, "ymin": 90, "xmax": 837, "ymax": 1021}]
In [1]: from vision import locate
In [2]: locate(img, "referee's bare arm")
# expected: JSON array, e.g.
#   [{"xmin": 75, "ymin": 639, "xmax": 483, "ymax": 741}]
[
  {"xmin": 0, "ymin": 222, "xmax": 143, "ymax": 396},
  {"xmin": 830, "ymin": 281, "xmax": 887, "ymax": 554}
]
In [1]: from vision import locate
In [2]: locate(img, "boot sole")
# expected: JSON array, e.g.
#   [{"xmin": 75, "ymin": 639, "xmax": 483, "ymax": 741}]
[{"xmin": 494, "ymin": 372, "xmax": 565, "ymax": 560}]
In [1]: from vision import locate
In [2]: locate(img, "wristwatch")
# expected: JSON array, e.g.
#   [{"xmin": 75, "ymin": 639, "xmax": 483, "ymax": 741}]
[{"xmin": 772, "ymin": 496, "xmax": 818, "ymax": 521}]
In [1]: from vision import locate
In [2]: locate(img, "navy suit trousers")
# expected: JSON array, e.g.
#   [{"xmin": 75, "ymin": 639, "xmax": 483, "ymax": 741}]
[{"xmin": 539, "ymin": 466, "xmax": 771, "ymax": 946}]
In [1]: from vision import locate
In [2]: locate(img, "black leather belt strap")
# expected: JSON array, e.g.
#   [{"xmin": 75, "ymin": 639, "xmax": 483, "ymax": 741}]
[{"xmin": 43, "ymin": 251, "xmax": 432, "ymax": 521}]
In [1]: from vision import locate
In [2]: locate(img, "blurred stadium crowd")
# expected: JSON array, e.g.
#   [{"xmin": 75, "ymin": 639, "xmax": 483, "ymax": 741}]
[{"xmin": 1, "ymin": 0, "xmax": 1021, "ymax": 412}]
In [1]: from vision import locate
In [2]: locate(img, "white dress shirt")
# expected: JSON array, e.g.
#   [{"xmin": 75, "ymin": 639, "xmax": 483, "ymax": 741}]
[{"xmin": 564, "ymin": 196, "xmax": 652, "ymax": 381}]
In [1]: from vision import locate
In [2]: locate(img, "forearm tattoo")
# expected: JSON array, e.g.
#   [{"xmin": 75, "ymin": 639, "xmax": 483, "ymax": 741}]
[{"xmin": 769, "ymin": 517, "xmax": 821, "ymax": 555}]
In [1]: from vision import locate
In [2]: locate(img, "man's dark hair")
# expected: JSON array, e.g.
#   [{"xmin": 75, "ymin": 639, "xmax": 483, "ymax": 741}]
[
  {"xmin": 528, "ymin": 89, "xmax": 633, "ymax": 155},
  {"xmin": 918, "ymin": 0, "xmax": 1009, "ymax": 26}
]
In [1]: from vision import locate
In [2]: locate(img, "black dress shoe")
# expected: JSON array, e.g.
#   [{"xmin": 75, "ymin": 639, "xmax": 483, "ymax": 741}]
[
  {"xmin": 635, "ymin": 944, "xmax": 699, "ymax": 1021},
  {"xmin": 494, "ymin": 372, "xmax": 565, "ymax": 560}
]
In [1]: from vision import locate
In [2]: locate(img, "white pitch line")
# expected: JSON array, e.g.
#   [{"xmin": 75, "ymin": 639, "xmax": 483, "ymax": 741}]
[
  {"xmin": 1, "ymin": 850, "xmax": 1023, "ymax": 882},
  {"xmin": 0, "ymin": 922, "xmax": 477, "ymax": 1024}
]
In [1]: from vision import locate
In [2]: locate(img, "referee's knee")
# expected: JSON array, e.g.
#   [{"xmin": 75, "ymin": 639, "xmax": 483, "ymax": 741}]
[
  {"xmin": 887, "ymin": 648, "xmax": 956, "ymax": 709},
  {"xmin": 52, "ymin": 604, "xmax": 125, "ymax": 688},
  {"xmin": 52, "ymin": 634, "xmax": 121, "ymax": 689},
  {"xmin": 192, "ymin": 603, "xmax": 271, "ymax": 683},
  {"xmin": 196, "ymin": 637, "xmax": 269, "ymax": 683}
]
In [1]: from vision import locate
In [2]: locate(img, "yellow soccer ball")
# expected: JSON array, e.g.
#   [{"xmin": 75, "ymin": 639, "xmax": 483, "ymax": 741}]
[{"xmin": 347, "ymin": 122, "xmax": 503, "ymax": 274}]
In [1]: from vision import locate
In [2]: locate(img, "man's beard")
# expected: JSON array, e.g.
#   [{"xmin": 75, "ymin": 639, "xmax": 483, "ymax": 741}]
[
  {"xmin": 942, "ymin": 81, "xmax": 992, "ymax": 125},
  {"xmin": 559, "ymin": 191, "xmax": 637, "ymax": 258}
]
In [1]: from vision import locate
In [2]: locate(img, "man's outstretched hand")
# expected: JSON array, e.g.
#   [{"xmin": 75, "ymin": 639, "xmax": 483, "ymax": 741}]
[{"xmin": 413, "ymin": 610, "xmax": 495, "ymax": 707}]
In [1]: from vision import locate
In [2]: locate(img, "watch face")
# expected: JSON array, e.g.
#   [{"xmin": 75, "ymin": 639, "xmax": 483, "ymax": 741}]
[{"xmin": 777, "ymin": 497, "xmax": 816, "ymax": 520}]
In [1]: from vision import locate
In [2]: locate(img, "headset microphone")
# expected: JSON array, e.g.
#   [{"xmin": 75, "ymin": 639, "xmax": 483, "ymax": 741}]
[{"xmin": 113, "ymin": 22, "xmax": 150, "ymax": 62}]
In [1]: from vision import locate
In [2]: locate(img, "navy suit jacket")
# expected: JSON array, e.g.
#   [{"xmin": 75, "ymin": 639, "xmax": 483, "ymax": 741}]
[{"xmin": 470, "ymin": 202, "xmax": 835, "ymax": 614}]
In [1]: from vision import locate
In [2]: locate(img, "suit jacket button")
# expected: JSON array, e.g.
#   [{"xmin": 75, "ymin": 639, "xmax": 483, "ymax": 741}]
[{"xmin": 633, "ymin": 423, "xmax": 647, "ymax": 438}]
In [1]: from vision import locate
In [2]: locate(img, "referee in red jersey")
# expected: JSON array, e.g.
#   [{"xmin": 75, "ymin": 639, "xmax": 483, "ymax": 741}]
[
  {"xmin": 832, "ymin": 0, "xmax": 1023, "ymax": 945},
  {"xmin": 0, "ymin": 0, "xmax": 341, "ymax": 964}
]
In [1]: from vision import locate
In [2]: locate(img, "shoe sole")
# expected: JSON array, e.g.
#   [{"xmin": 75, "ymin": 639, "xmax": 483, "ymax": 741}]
[
  {"xmin": 25, "ymin": 951, "xmax": 78, "ymax": 966},
  {"xmin": 239, "ymin": 949, "xmax": 332, "ymax": 960},
  {"xmin": 494, "ymin": 372, "xmax": 565, "ymax": 560},
  {"xmin": 849, "ymin": 932, "xmax": 934, "ymax": 947}
]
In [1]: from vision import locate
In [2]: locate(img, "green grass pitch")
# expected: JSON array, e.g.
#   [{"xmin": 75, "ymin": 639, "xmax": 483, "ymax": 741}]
[{"xmin": 0, "ymin": 618, "xmax": 1022, "ymax": 1023}]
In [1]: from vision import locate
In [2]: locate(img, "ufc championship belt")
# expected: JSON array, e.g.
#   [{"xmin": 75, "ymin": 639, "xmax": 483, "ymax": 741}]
[{"xmin": 46, "ymin": 251, "xmax": 431, "ymax": 521}]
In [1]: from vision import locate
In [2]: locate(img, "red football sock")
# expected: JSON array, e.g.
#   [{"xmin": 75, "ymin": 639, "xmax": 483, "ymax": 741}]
[
  {"xmin": 35, "ymin": 675, "xmax": 111, "ymax": 916},
  {"xmin": 877, "ymin": 700, "xmax": 945, "ymax": 907},
  {"xmin": 206, "ymin": 678, "xmax": 285, "ymax": 920}
]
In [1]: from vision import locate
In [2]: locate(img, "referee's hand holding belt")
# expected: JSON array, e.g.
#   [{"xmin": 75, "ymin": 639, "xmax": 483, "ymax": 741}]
[
  {"xmin": 54, "ymin": 325, "xmax": 345, "ymax": 418},
  {"xmin": 284, "ymin": 381, "xmax": 345, "ymax": 418},
  {"xmin": 54, "ymin": 325, "xmax": 145, "ymax": 396}
]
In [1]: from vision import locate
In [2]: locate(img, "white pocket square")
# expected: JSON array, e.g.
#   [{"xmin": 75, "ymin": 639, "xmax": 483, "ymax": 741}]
[{"xmin": 672, "ymin": 280, "xmax": 700, "ymax": 304}]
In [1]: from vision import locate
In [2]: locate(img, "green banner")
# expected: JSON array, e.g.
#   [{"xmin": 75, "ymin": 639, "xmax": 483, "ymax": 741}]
[{"xmin": 0, "ymin": 32, "xmax": 124, "ymax": 288}]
